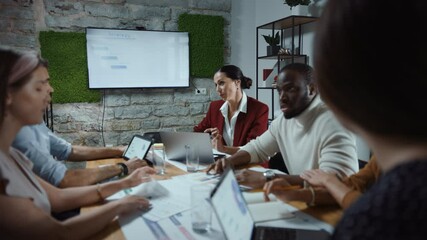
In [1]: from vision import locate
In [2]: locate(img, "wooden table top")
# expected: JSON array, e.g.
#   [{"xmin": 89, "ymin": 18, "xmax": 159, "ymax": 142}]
[{"xmin": 82, "ymin": 158, "xmax": 342, "ymax": 240}]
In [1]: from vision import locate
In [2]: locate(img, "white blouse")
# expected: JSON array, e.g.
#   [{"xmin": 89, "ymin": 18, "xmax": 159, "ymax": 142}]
[
  {"xmin": 220, "ymin": 92, "xmax": 248, "ymax": 146},
  {"xmin": 0, "ymin": 148, "xmax": 51, "ymax": 213}
]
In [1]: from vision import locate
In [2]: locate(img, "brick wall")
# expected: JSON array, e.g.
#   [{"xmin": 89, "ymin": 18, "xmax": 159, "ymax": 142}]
[{"xmin": 0, "ymin": 0, "xmax": 231, "ymax": 146}]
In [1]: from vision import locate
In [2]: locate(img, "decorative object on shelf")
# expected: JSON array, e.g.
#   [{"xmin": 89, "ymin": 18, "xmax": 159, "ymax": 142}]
[
  {"xmin": 263, "ymin": 62, "xmax": 279, "ymax": 87},
  {"xmin": 292, "ymin": 5, "xmax": 309, "ymax": 16},
  {"xmin": 283, "ymin": 0, "xmax": 311, "ymax": 10},
  {"xmin": 262, "ymin": 31, "xmax": 280, "ymax": 56},
  {"xmin": 278, "ymin": 47, "xmax": 292, "ymax": 56},
  {"xmin": 263, "ymin": 69, "xmax": 273, "ymax": 81},
  {"xmin": 283, "ymin": 0, "xmax": 311, "ymax": 16}
]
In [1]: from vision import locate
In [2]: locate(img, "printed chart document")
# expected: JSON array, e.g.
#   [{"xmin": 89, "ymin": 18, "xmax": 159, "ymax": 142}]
[
  {"xmin": 107, "ymin": 179, "xmax": 190, "ymax": 221},
  {"xmin": 114, "ymin": 172, "xmax": 224, "ymax": 240},
  {"xmin": 242, "ymin": 191, "xmax": 294, "ymax": 223}
]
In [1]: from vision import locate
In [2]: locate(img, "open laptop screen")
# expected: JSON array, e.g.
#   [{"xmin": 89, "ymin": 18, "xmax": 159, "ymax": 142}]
[{"xmin": 210, "ymin": 169, "xmax": 254, "ymax": 240}]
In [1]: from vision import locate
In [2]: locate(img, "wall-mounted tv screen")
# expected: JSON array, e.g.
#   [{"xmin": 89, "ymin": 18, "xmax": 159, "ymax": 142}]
[{"xmin": 86, "ymin": 28, "xmax": 189, "ymax": 89}]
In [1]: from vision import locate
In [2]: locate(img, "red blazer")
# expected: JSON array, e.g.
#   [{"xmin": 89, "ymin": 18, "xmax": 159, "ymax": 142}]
[{"xmin": 194, "ymin": 97, "xmax": 269, "ymax": 147}]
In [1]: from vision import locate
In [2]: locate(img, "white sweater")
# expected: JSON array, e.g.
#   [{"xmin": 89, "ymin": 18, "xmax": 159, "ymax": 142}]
[{"xmin": 241, "ymin": 95, "xmax": 359, "ymax": 177}]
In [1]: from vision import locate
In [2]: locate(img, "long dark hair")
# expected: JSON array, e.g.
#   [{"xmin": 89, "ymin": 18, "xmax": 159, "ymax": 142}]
[
  {"xmin": 0, "ymin": 50, "xmax": 20, "ymax": 126},
  {"xmin": 314, "ymin": 0, "xmax": 427, "ymax": 140},
  {"xmin": 217, "ymin": 65, "xmax": 252, "ymax": 89}
]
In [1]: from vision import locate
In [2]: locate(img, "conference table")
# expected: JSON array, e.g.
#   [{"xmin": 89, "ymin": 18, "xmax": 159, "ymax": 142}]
[{"xmin": 82, "ymin": 158, "xmax": 343, "ymax": 240}]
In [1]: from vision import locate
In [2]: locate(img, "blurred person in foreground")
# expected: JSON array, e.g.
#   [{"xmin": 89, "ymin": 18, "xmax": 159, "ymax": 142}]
[{"xmin": 306, "ymin": 0, "xmax": 427, "ymax": 239}]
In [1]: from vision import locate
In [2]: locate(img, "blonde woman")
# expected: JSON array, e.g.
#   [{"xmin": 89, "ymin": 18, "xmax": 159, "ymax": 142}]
[{"xmin": 0, "ymin": 49, "xmax": 155, "ymax": 239}]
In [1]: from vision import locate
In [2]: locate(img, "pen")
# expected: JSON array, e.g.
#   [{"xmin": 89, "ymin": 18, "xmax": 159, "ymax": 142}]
[{"xmin": 249, "ymin": 185, "xmax": 302, "ymax": 193}]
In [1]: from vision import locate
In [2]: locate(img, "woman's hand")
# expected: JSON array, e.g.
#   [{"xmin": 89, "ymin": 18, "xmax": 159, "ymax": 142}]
[
  {"xmin": 211, "ymin": 133, "xmax": 226, "ymax": 152},
  {"xmin": 122, "ymin": 166, "xmax": 156, "ymax": 188},
  {"xmin": 204, "ymin": 128, "xmax": 226, "ymax": 152},
  {"xmin": 204, "ymin": 127, "xmax": 219, "ymax": 137},
  {"xmin": 300, "ymin": 169, "xmax": 336, "ymax": 188},
  {"xmin": 116, "ymin": 195, "xmax": 151, "ymax": 215}
]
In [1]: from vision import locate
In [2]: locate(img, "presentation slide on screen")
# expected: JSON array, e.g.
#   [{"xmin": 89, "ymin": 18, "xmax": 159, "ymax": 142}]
[{"xmin": 86, "ymin": 28, "xmax": 189, "ymax": 88}]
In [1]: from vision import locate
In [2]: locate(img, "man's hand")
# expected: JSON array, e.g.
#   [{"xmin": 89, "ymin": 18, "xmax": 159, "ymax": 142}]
[
  {"xmin": 116, "ymin": 145, "xmax": 128, "ymax": 154},
  {"xmin": 125, "ymin": 158, "xmax": 149, "ymax": 174},
  {"xmin": 206, "ymin": 157, "xmax": 229, "ymax": 174},
  {"xmin": 263, "ymin": 178, "xmax": 300, "ymax": 202},
  {"xmin": 235, "ymin": 169, "xmax": 265, "ymax": 189},
  {"xmin": 122, "ymin": 166, "xmax": 156, "ymax": 188}
]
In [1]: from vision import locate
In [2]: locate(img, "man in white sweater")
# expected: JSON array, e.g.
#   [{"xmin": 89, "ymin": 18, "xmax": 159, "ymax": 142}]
[{"xmin": 207, "ymin": 63, "xmax": 358, "ymax": 189}]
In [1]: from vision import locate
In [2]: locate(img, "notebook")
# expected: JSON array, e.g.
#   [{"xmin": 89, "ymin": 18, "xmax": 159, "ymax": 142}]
[
  {"xmin": 159, "ymin": 131, "xmax": 215, "ymax": 164},
  {"xmin": 210, "ymin": 169, "xmax": 331, "ymax": 240}
]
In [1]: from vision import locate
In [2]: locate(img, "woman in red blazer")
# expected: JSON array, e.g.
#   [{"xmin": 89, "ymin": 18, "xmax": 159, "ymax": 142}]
[{"xmin": 194, "ymin": 65, "xmax": 269, "ymax": 155}]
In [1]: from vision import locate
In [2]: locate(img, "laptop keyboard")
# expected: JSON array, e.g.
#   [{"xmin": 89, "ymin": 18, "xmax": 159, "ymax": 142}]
[
  {"xmin": 255, "ymin": 226, "xmax": 296, "ymax": 240},
  {"xmin": 255, "ymin": 227, "xmax": 331, "ymax": 240}
]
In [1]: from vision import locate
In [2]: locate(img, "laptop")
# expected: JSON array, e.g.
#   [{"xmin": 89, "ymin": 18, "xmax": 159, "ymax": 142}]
[
  {"xmin": 159, "ymin": 131, "xmax": 215, "ymax": 164},
  {"xmin": 122, "ymin": 134, "xmax": 153, "ymax": 161},
  {"xmin": 210, "ymin": 169, "xmax": 332, "ymax": 240}
]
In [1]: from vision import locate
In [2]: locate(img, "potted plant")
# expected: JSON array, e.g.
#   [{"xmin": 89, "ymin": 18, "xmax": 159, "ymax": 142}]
[
  {"xmin": 284, "ymin": 0, "xmax": 311, "ymax": 10},
  {"xmin": 262, "ymin": 31, "xmax": 280, "ymax": 56}
]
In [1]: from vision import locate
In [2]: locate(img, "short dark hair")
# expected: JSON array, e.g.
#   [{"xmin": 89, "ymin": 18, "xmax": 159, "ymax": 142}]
[
  {"xmin": 217, "ymin": 65, "xmax": 252, "ymax": 89},
  {"xmin": 314, "ymin": 0, "xmax": 427, "ymax": 140},
  {"xmin": 281, "ymin": 63, "xmax": 314, "ymax": 85}
]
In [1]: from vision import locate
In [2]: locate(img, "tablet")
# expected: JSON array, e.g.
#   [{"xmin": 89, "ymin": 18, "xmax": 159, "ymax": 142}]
[{"xmin": 122, "ymin": 135, "xmax": 153, "ymax": 160}]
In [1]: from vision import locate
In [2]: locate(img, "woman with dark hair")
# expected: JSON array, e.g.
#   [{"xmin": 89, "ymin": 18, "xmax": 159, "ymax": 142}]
[
  {"xmin": 0, "ymin": 49, "xmax": 155, "ymax": 239},
  {"xmin": 194, "ymin": 65, "xmax": 269, "ymax": 155},
  {"xmin": 313, "ymin": 0, "xmax": 427, "ymax": 239}
]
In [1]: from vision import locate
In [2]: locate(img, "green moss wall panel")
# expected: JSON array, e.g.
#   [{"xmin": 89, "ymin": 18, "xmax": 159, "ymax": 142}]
[
  {"xmin": 178, "ymin": 13, "xmax": 224, "ymax": 78},
  {"xmin": 39, "ymin": 31, "xmax": 101, "ymax": 103}
]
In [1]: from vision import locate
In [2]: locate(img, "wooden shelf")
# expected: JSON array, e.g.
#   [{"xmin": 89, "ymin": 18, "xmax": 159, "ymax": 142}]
[
  {"xmin": 256, "ymin": 15, "xmax": 318, "ymax": 120},
  {"xmin": 258, "ymin": 16, "xmax": 318, "ymax": 30},
  {"xmin": 258, "ymin": 54, "xmax": 308, "ymax": 60}
]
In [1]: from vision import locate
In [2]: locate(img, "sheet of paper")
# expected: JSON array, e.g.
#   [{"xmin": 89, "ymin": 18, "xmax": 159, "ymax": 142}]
[
  {"xmin": 106, "ymin": 179, "xmax": 168, "ymax": 201},
  {"xmin": 107, "ymin": 179, "xmax": 191, "ymax": 222},
  {"xmin": 256, "ymin": 204, "xmax": 335, "ymax": 234},
  {"xmin": 247, "ymin": 201, "xmax": 294, "ymax": 223},
  {"xmin": 142, "ymin": 178, "xmax": 194, "ymax": 221},
  {"xmin": 119, "ymin": 210, "xmax": 225, "ymax": 240},
  {"xmin": 242, "ymin": 191, "xmax": 277, "ymax": 204},
  {"xmin": 156, "ymin": 210, "xmax": 225, "ymax": 240}
]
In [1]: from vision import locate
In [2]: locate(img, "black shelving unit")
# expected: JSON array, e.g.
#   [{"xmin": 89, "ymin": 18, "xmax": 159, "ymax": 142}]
[{"xmin": 256, "ymin": 15, "xmax": 318, "ymax": 120}]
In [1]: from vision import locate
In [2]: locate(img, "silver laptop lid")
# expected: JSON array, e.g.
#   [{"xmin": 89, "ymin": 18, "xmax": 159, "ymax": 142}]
[{"xmin": 159, "ymin": 131, "xmax": 214, "ymax": 164}]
